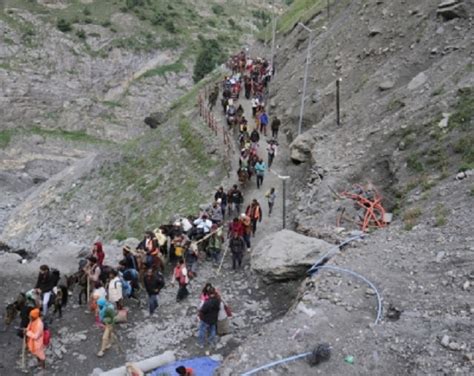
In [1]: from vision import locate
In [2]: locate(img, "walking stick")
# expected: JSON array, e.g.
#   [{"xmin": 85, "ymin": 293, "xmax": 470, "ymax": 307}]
[
  {"xmin": 216, "ymin": 244, "xmax": 229, "ymax": 276},
  {"xmin": 86, "ymin": 277, "xmax": 90, "ymax": 306},
  {"xmin": 21, "ymin": 334, "xmax": 26, "ymax": 370}
]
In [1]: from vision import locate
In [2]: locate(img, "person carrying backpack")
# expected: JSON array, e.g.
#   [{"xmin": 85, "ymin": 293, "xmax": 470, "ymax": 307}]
[
  {"xmin": 107, "ymin": 270, "xmax": 123, "ymax": 310},
  {"xmin": 246, "ymin": 199, "xmax": 263, "ymax": 236},
  {"xmin": 227, "ymin": 184, "xmax": 243, "ymax": 217},
  {"xmin": 35, "ymin": 265, "xmax": 56, "ymax": 317},
  {"xmin": 143, "ymin": 269, "xmax": 165, "ymax": 316},
  {"xmin": 96, "ymin": 297, "xmax": 116, "ymax": 357},
  {"xmin": 229, "ymin": 232, "xmax": 246, "ymax": 270}
]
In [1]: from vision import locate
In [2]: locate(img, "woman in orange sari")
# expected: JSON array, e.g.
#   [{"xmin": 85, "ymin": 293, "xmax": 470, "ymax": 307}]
[{"xmin": 25, "ymin": 308, "xmax": 46, "ymax": 369}]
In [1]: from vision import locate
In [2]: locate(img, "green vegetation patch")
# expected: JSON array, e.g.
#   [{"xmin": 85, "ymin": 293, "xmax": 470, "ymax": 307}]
[
  {"xmin": 193, "ymin": 37, "xmax": 226, "ymax": 83},
  {"xmin": 142, "ymin": 61, "xmax": 185, "ymax": 78},
  {"xmin": 403, "ymin": 207, "xmax": 422, "ymax": 231},
  {"xmin": 0, "ymin": 130, "xmax": 13, "ymax": 148},
  {"xmin": 276, "ymin": 0, "xmax": 325, "ymax": 35},
  {"xmin": 178, "ymin": 117, "xmax": 216, "ymax": 171}
]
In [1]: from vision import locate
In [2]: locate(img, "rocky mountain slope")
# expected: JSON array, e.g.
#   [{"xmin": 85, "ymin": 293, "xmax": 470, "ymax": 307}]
[
  {"xmin": 0, "ymin": 0, "xmax": 273, "ymax": 252},
  {"xmin": 0, "ymin": 0, "xmax": 473, "ymax": 375},
  {"xmin": 218, "ymin": 0, "xmax": 473, "ymax": 374}
]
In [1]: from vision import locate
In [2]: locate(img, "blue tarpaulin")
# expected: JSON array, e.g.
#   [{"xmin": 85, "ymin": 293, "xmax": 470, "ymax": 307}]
[{"xmin": 148, "ymin": 356, "xmax": 220, "ymax": 376}]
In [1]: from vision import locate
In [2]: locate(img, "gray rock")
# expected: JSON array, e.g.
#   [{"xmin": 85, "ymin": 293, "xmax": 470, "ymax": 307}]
[
  {"xmin": 144, "ymin": 112, "xmax": 166, "ymax": 129},
  {"xmin": 440, "ymin": 334, "xmax": 450, "ymax": 347},
  {"xmin": 251, "ymin": 229, "xmax": 333, "ymax": 281},
  {"xmin": 379, "ymin": 80, "xmax": 395, "ymax": 91},
  {"xmin": 437, "ymin": 0, "xmax": 467, "ymax": 20},
  {"xmin": 369, "ymin": 27, "xmax": 382, "ymax": 37},
  {"xmin": 30, "ymin": 134, "xmax": 46, "ymax": 145},
  {"xmin": 438, "ymin": 113, "xmax": 450, "ymax": 129},
  {"xmin": 289, "ymin": 134, "xmax": 315, "ymax": 164},
  {"xmin": 408, "ymin": 72, "xmax": 428, "ymax": 91},
  {"xmin": 122, "ymin": 237, "xmax": 140, "ymax": 249}
]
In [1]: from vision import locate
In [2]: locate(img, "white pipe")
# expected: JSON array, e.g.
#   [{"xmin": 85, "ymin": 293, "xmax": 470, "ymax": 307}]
[{"xmin": 99, "ymin": 351, "xmax": 175, "ymax": 376}]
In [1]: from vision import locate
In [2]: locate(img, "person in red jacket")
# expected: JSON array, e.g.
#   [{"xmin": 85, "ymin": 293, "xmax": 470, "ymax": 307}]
[
  {"xmin": 92, "ymin": 242, "xmax": 105, "ymax": 267},
  {"xmin": 228, "ymin": 217, "xmax": 245, "ymax": 238}
]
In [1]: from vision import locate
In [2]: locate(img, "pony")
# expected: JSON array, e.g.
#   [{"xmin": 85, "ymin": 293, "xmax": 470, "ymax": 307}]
[{"xmin": 4, "ymin": 286, "xmax": 68, "ymax": 330}]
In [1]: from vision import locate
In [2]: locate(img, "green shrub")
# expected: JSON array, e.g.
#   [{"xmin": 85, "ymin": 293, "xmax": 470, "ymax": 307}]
[
  {"xmin": 448, "ymin": 88, "xmax": 473, "ymax": 131},
  {"xmin": 126, "ymin": 0, "xmax": 145, "ymax": 8},
  {"xmin": 403, "ymin": 207, "xmax": 422, "ymax": 230},
  {"xmin": 164, "ymin": 20, "xmax": 176, "ymax": 33},
  {"xmin": 57, "ymin": 18, "xmax": 72, "ymax": 32},
  {"xmin": 76, "ymin": 29, "xmax": 86, "ymax": 39},
  {"xmin": 453, "ymin": 135, "xmax": 474, "ymax": 166},
  {"xmin": 193, "ymin": 38, "xmax": 225, "ymax": 83},
  {"xmin": 0, "ymin": 130, "xmax": 12, "ymax": 148},
  {"xmin": 212, "ymin": 4, "xmax": 225, "ymax": 15},
  {"xmin": 152, "ymin": 12, "xmax": 165, "ymax": 25},
  {"xmin": 83, "ymin": 7, "xmax": 91, "ymax": 16},
  {"xmin": 434, "ymin": 204, "xmax": 447, "ymax": 227},
  {"xmin": 407, "ymin": 153, "xmax": 424, "ymax": 172}
]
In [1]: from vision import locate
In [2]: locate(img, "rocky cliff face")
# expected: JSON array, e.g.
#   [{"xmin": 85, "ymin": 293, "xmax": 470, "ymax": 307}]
[
  {"xmin": 0, "ymin": 0, "xmax": 267, "ymax": 252},
  {"xmin": 219, "ymin": 1, "xmax": 473, "ymax": 374},
  {"xmin": 267, "ymin": 0, "xmax": 473, "ymax": 235}
]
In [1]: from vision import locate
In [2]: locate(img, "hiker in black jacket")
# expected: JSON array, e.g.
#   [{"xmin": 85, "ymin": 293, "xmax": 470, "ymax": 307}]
[
  {"xmin": 198, "ymin": 289, "xmax": 220, "ymax": 348},
  {"xmin": 143, "ymin": 269, "xmax": 164, "ymax": 316},
  {"xmin": 35, "ymin": 265, "xmax": 56, "ymax": 317}
]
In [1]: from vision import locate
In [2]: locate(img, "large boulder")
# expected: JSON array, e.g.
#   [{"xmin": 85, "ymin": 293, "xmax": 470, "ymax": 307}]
[
  {"xmin": 251, "ymin": 229, "xmax": 333, "ymax": 282},
  {"xmin": 289, "ymin": 133, "xmax": 315, "ymax": 164}
]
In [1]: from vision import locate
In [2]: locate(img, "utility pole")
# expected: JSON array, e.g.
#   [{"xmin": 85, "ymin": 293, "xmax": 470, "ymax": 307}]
[
  {"xmin": 297, "ymin": 22, "xmax": 314, "ymax": 136},
  {"xmin": 336, "ymin": 78, "xmax": 341, "ymax": 126},
  {"xmin": 270, "ymin": 0, "xmax": 276, "ymax": 73},
  {"xmin": 278, "ymin": 174, "xmax": 290, "ymax": 229}
]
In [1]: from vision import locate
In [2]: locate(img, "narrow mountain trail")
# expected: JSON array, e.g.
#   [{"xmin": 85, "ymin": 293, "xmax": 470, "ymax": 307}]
[{"xmin": 3, "ymin": 73, "xmax": 298, "ymax": 376}]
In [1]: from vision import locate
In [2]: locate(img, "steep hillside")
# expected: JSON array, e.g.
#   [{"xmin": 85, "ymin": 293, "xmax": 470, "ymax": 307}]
[
  {"xmin": 0, "ymin": 0, "xmax": 264, "ymax": 141},
  {"xmin": 268, "ymin": 0, "xmax": 473, "ymax": 234},
  {"xmin": 1, "ymin": 71, "xmax": 229, "ymax": 253},
  {"xmin": 0, "ymin": 0, "xmax": 275, "ymax": 252}
]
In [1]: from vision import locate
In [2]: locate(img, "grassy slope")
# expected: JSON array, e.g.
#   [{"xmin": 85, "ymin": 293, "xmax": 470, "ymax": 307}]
[
  {"xmin": 63, "ymin": 72, "xmax": 223, "ymax": 240},
  {"xmin": 0, "ymin": 127, "xmax": 111, "ymax": 149},
  {"xmin": 2, "ymin": 0, "xmax": 247, "ymax": 66},
  {"xmin": 256, "ymin": 0, "xmax": 326, "ymax": 41}
]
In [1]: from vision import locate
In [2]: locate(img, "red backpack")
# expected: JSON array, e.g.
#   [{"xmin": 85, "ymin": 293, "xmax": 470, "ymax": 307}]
[{"xmin": 43, "ymin": 327, "xmax": 51, "ymax": 346}]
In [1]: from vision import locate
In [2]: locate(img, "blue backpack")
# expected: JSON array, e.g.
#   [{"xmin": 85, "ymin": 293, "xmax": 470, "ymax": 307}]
[{"xmin": 116, "ymin": 277, "xmax": 132, "ymax": 298}]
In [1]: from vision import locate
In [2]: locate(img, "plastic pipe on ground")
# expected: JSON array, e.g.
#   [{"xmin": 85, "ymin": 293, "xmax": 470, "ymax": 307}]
[
  {"xmin": 309, "ymin": 265, "xmax": 383, "ymax": 324},
  {"xmin": 100, "ymin": 351, "xmax": 175, "ymax": 376},
  {"xmin": 241, "ymin": 352, "xmax": 312, "ymax": 376}
]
